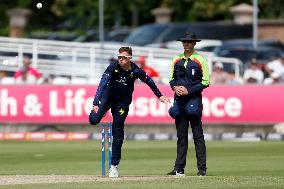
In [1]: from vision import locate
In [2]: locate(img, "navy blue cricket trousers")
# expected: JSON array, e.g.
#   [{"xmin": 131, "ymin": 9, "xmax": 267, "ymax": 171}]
[
  {"xmin": 174, "ymin": 112, "xmax": 207, "ymax": 172},
  {"xmin": 89, "ymin": 95, "xmax": 129, "ymax": 166}
]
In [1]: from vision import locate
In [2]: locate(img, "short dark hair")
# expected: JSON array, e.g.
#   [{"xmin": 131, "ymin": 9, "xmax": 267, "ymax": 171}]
[{"xmin": 119, "ymin": 47, "xmax": 132, "ymax": 55}]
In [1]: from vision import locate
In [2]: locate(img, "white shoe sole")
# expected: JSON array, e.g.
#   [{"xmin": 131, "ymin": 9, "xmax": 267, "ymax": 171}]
[
  {"xmin": 174, "ymin": 173, "xmax": 185, "ymax": 177},
  {"xmin": 109, "ymin": 175, "xmax": 119, "ymax": 178}
]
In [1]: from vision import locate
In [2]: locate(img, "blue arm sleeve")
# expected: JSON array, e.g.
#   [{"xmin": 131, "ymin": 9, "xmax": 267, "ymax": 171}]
[
  {"xmin": 92, "ymin": 63, "xmax": 116, "ymax": 106},
  {"xmin": 169, "ymin": 80, "xmax": 177, "ymax": 91},
  {"xmin": 187, "ymin": 83, "xmax": 208, "ymax": 96},
  {"xmin": 138, "ymin": 68, "xmax": 162, "ymax": 98}
]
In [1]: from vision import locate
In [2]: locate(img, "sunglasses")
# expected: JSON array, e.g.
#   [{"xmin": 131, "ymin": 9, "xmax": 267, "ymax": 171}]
[{"xmin": 118, "ymin": 55, "xmax": 132, "ymax": 59}]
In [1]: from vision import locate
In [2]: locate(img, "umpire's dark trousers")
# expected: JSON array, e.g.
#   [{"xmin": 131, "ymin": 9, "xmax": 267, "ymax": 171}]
[
  {"xmin": 89, "ymin": 95, "xmax": 129, "ymax": 166},
  {"xmin": 174, "ymin": 114, "xmax": 207, "ymax": 172}
]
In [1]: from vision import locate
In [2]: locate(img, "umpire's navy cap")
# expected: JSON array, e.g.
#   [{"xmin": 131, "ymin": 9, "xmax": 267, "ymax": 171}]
[{"xmin": 177, "ymin": 32, "xmax": 201, "ymax": 42}]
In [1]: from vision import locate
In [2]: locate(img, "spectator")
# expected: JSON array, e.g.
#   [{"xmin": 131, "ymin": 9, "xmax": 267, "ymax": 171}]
[
  {"xmin": 265, "ymin": 54, "xmax": 284, "ymax": 81},
  {"xmin": 137, "ymin": 56, "xmax": 161, "ymax": 82},
  {"xmin": 14, "ymin": 56, "xmax": 42, "ymax": 84},
  {"xmin": 263, "ymin": 72, "xmax": 282, "ymax": 85},
  {"xmin": 210, "ymin": 62, "xmax": 231, "ymax": 84},
  {"xmin": 243, "ymin": 59, "xmax": 264, "ymax": 84},
  {"xmin": 0, "ymin": 70, "xmax": 7, "ymax": 80}
]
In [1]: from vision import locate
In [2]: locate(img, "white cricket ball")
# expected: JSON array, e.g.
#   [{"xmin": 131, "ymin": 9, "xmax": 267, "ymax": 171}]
[{"xmin": 36, "ymin": 3, "xmax": 42, "ymax": 9}]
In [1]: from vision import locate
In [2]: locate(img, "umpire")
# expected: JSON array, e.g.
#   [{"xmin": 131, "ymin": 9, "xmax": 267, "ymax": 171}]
[{"xmin": 167, "ymin": 32, "xmax": 210, "ymax": 176}]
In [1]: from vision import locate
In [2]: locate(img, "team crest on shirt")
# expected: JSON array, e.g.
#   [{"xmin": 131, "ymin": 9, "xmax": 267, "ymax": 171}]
[
  {"xmin": 129, "ymin": 72, "xmax": 134, "ymax": 78},
  {"xmin": 116, "ymin": 76, "xmax": 127, "ymax": 85}
]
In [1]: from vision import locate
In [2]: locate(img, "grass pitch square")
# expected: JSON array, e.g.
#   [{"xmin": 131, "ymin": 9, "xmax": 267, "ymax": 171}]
[{"xmin": 0, "ymin": 140, "xmax": 283, "ymax": 188}]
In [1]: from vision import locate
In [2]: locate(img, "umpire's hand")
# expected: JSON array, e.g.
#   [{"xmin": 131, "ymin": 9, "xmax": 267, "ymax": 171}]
[{"xmin": 174, "ymin": 86, "xmax": 189, "ymax": 96}]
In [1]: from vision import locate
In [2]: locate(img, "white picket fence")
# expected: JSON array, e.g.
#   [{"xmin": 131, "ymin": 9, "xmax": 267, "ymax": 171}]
[{"xmin": 0, "ymin": 37, "xmax": 241, "ymax": 84}]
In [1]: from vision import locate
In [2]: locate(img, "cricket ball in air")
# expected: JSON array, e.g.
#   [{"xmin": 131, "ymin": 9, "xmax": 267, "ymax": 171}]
[{"xmin": 36, "ymin": 3, "xmax": 42, "ymax": 9}]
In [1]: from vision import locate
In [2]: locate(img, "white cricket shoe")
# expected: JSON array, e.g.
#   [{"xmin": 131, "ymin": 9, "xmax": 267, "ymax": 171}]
[{"xmin": 109, "ymin": 165, "xmax": 119, "ymax": 178}]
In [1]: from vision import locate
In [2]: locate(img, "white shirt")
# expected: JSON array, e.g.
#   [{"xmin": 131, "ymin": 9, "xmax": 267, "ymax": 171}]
[
  {"xmin": 243, "ymin": 69, "xmax": 264, "ymax": 84},
  {"xmin": 267, "ymin": 59, "xmax": 284, "ymax": 75}
]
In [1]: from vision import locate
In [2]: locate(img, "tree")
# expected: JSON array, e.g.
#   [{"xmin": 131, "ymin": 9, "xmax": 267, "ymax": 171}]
[
  {"xmin": 259, "ymin": 0, "xmax": 284, "ymax": 19},
  {"xmin": 0, "ymin": 0, "xmax": 283, "ymax": 37}
]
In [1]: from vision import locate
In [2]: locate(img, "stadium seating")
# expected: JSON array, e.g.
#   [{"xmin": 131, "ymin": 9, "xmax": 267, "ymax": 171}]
[
  {"xmin": 70, "ymin": 77, "xmax": 88, "ymax": 85},
  {"xmin": 87, "ymin": 77, "xmax": 101, "ymax": 85},
  {"xmin": 52, "ymin": 77, "xmax": 70, "ymax": 85},
  {"xmin": 1, "ymin": 77, "xmax": 15, "ymax": 85}
]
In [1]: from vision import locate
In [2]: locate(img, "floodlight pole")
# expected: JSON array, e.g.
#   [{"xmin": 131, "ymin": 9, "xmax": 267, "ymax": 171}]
[
  {"xmin": 253, "ymin": 0, "xmax": 258, "ymax": 49},
  {"xmin": 99, "ymin": 0, "xmax": 104, "ymax": 48}
]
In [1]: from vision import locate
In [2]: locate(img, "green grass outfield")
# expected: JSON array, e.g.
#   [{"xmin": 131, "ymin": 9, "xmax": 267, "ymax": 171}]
[{"xmin": 0, "ymin": 140, "xmax": 283, "ymax": 188}]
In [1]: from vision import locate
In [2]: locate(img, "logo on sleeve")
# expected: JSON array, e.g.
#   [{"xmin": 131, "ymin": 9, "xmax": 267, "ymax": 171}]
[{"xmin": 192, "ymin": 69, "xmax": 195, "ymax": 75}]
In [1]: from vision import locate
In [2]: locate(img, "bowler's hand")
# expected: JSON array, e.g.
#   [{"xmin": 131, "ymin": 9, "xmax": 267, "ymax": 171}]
[
  {"xmin": 92, "ymin": 105, "xmax": 99, "ymax": 113},
  {"xmin": 159, "ymin": 96, "xmax": 171, "ymax": 103}
]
